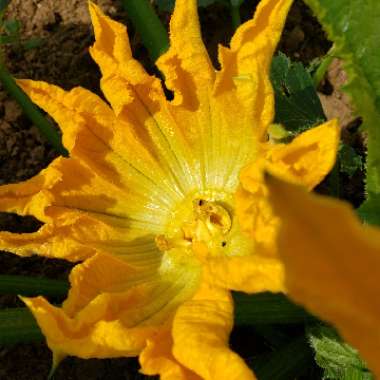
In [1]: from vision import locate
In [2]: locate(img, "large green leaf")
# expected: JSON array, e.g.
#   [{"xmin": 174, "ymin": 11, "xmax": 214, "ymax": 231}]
[
  {"xmin": 302, "ymin": 0, "xmax": 380, "ymax": 223},
  {"xmin": 308, "ymin": 325, "xmax": 373, "ymax": 380},
  {"xmin": 270, "ymin": 53, "xmax": 326, "ymax": 134},
  {"xmin": 234, "ymin": 292, "xmax": 314, "ymax": 325}
]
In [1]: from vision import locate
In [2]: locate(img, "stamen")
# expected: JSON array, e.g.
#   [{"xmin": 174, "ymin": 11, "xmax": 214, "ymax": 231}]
[{"xmin": 155, "ymin": 198, "xmax": 232, "ymax": 256}]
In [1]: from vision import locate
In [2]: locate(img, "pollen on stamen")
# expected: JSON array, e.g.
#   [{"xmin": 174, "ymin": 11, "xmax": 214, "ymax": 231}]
[{"xmin": 155, "ymin": 198, "xmax": 232, "ymax": 256}]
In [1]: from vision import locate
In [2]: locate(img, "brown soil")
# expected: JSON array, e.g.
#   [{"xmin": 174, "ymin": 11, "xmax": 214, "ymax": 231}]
[{"xmin": 0, "ymin": 0, "xmax": 352, "ymax": 379}]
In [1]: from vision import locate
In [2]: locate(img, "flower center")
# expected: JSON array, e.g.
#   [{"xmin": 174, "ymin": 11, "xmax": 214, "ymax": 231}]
[{"xmin": 155, "ymin": 198, "xmax": 232, "ymax": 257}]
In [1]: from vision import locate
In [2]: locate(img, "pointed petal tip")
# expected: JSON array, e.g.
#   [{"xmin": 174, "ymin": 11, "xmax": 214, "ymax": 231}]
[
  {"xmin": 88, "ymin": 1, "xmax": 101, "ymax": 29},
  {"xmin": 15, "ymin": 78, "xmax": 34, "ymax": 92},
  {"xmin": 88, "ymin": 0, "xmax": 101, "ymax": 16},
  {"xmin": 88, "ymin": 0, "xmax": 108, "ymax": 39},
  {"xmin": 48, "ymin": 350, "xmax": 67, "ymax": 380},
  {"xmin": 15, "ymin": 78, "xmax": 60, "ymax": 99}
]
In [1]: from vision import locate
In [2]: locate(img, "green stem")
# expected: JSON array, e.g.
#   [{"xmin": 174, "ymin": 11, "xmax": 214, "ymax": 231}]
[
  {"xmin": 120, "ymin": 0, "xmax": 169, "ymax": 62},
  {"xmin": 234, "ymin": 292, "xmax": 315, "ymax": 325},
  {"xmin": 0, "ymin": 308, "xmax": 43, "ymax": 345},
  {"xmin": 313, "ymin": 46, "xmax": 335, "ymax": 88},
  {"xmin": 0, "ymin": 61, "xmax": 68, "ymax": 156},
  {"xmin": 0, "ymin": 275, "xmax": 69, "ymax": 297},
  {"xmin": 230, "ymin": 3, "xmax": 241, "ymax": 29}
]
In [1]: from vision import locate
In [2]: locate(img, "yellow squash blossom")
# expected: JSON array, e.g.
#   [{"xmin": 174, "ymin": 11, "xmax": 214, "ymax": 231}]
[
  {"xmin": 266, "ymin": 176, "xmax": 380, "ymax": 379},
  {"xmin": 0, "ymin": 0, "xmax": 339, "ymax": 378}
]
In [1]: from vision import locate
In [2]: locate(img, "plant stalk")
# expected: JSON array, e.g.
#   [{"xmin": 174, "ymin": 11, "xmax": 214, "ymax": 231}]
[
  {"xmin": 120, "ymin": 0, "xmax": 169, "ymax": 62},
  {"xmin": 0, "ymin": 308, "xmax": 43, "ymax": 345},
  {"xmin": 0, "ymin": 275, "xmax": 69, "ymax": 297},
  {"xmin": 231, "ymin": 3, "xmax": 241, "ymax": 29},
  {"xmin": 313, "ymin": 46, "xmax": 335, "ymax": 88},
  {"xmin": 0, "ymin": 60, "xmax": 68, "ymax": 156}
]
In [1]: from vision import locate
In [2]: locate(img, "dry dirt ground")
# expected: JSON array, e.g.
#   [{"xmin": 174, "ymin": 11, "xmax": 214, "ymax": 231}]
[{"xmin": 0, "ymin": 0, "xmax": 356, "ymax": 379}]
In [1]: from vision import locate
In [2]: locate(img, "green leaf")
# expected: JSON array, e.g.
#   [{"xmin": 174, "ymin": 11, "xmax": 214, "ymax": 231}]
[
  {"xmin": 198, "ymin": 0, "xmax": 222, "ymax": 6},
  {"xmin": 3, "ymin": 19, "xmax": 21, "ymax": 36},
  {"xmin": 230, "ymin": 0, "xmax": 244, "ymax": 7},
  {"xmin": 270, "ymin": 52, "xmax": 326, "ymax": 134},
  {"xmin": 339, "ymin": 143, "xmax": 363, "ymax": 177},
  {"xmin": 155, "ymin": 0, "xmax": 224, "ymax": 12},
  {"xmin": 356, "ymin": 194, "xmax": 380, "ymax": 225},
  {"xmin": 234, "ymin": 292, "xmax": 315, "ymax": 325},
  {"xmin": 22, "ymin": 37, "xmax": 44, "ymax": 50},
  {"xmin": 308, "ymin": 325, "xmax": 373, "ymax": 380},
  {"xmin": 0, "ymin": 275, "xmax": 69, "ymax": 297},
  {"xmin": 0, "ymin": 0, "xmax": 10, "ymax": 14},
  {"xmin": 154, "ymin": 0, "xmax": 173, "ymax": 11},
  {"xmin": 302, "ymin": 0, "xmax": 380, "ymax": 223},
  {"xmin": 0, "ymin": 308, "xmax": 43, "ymax": 345},
  {"xmin": 250, "ymin": 335, "xmax": 314, "ymax": 380},
  {"xmin": 0, "ymin": 34, "xmax": 16, "ymax": 44}
]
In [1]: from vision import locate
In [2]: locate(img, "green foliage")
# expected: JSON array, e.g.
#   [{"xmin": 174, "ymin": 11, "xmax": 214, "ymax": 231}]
[
  {"xmin": 0, "ymin": 274, "xmax": 69, "ymax": 297},
  {"xmin": 3, "ymin": 18, "xmax": 20, "ymax": 35},
  {"xmin": 0, "ymin": 34, "xmax": 14, "ymax": 44},
  {"xmin": 22, "ymin": 36, "xmax": 44, "ymax": 50},
  {"xmin": 270, "ymin": 53, "xmax": 326, "ymax": 134},
  {"xmin": 121, "ymin": 0, "xmax": 169, "ymax": 61},
  {"xmin": 339, "ymin": 144, "xmax": 363, "ymax": 177},
  {"xmin": 357, "ymin": 194, "xmax": 380, "ymax": 225},
  {"xmin": 0, "ymin": 18, "xmax": 20, "ymax": 45},
  {"xmin": 0, "ymin": 0, "xmax": 10, "ymax": 14},
  {"xmin": 251, "ymin": 335, "xmax": 314, "ymax": 380},
  {"xmin": 0, "ymin": 16, "xmax": 43, "ymax": 51},
  {"xmin": 0, "ymin": 308, "xmax": 43, "ymax": 345},
  {"xmin": 302, "ymin": 0, "xmax": 380, "ymax": 223},
  {"xmin": 155, "ymin": 0, "xmax": 228, "ymax": 12},
  {"xmin": 234, "ymin": 292, "xmax": 314, "ymax": 325},
  {"xmin": 308, "ymin": 325, "xmax": 373, "ymax": 380},
  {"xmin": 230, "ymin": 0, "xmax": 244, "ymax": 7}
]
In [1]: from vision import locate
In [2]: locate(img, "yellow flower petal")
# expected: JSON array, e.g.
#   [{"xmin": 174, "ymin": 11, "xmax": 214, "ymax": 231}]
[
  {"xmin": 266, "ymin": 175, "xmax": 380, "ymax": 378},
  {"xmin": 230, "ymin": 0, "xmax": 294, "ymax": 70},
  {"xmin": 0, "ymin": 157, "xmax": 94, "ymax": 260},
  {"xmin": 0, "ymin": 1, "xmax": 302, "ymax": 376},
  {"xmin": 89, "ymin": 2, "xmax": 154, "ymax": 91},
  {"xmin": 156, "ymin": 0, "xmax": 214, "ymax": 108},
  {"xmin": 0, "ymin": 158, "xmax": 61, "ymax": 221},
  {"xmin": 61, "ymin": 252, "xmax": 155, "ymax": 316},
  {"xmin": 0, "ymin": 224, "xmax": 94, "ymax": 261},
  {"xmin": 140, "ymin": 327, "xmax": 202, "ymax": 380},
  {"xmin": 0, "ymin": 154, "xmax": 168, "ymax": 261},
  {"xmin": 215, "ymin": 0, "xmax": 293, "ymax": 140},
  {"xmin": 172, "ymin": 282, "xmax": 256, "ymax": 380},
  {"xmin": 23, "ymin": 252, "xmax": 199, "ymax": 359},
  {"xmin": 22, "ymin": 295, "xmax": 158, "ymax": 358},
  {"xmin": 264, "ymin": 119, "xmax": 340, "ymax": 189},
  {"xmin": 203, "ymin": 255, "xmax": 285, "ymax": 293},
  {"xmin": 89, "ymin": 2, "xmax": 206, "ymax": 194},
  {"xmin": 17, "ymin": 80, "xmax": 182, "ymax": 202},
  {"xmin": 237, "ymin": 119, "xmax": 340, "ymax": 253}
]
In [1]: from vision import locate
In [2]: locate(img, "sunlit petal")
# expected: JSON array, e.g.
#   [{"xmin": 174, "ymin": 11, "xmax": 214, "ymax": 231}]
[{"xmin": 267, "ymin": 175, "xmax": 380, "ymax": 377}]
